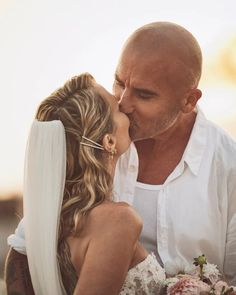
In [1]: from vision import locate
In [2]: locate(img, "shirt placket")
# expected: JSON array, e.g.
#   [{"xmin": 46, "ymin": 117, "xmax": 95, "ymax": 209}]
[
  {"xmin": 157, "ymin": 161, "xmax": 185, "ymax": 263},
  {"xmin": 156, "ymin": 186, "xmax": 168, "ymax": 264}
]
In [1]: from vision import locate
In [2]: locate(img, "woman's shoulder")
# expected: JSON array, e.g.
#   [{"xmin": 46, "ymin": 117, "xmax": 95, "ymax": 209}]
[{"xmin": 89, "ymin": 201, "xmax": 143, "ymax": 237}]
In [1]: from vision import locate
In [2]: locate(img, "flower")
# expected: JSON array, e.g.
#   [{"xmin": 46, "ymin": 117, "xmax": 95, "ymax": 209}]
[
  {"xmin": 166, "ymin": 276, "xmax": 210, "ymax": 295},
  {"xmin": 163, "ymin": 277, "xmax": 180, "ymax": 287},
  {"xmin": 162, "ymin": 255, "xmax": 236, "ymax": 294},
  {"xmin": 193, "ymin": 255, "xmax": 207, "ymax": 267},
  {"xmin": 202, "ymin": 262, "xmax": 220, "ymax": 284},
  {"xmin": 193, "ymin": 254, "xmax": 208, "ymax": 280},
  {"xmin": 214, "ymin": 280, "xmax": 231, "ymax": 295}
]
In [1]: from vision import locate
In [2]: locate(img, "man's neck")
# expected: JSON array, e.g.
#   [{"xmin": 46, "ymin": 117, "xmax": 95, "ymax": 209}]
[
  {"xmin": 135, "ymin": 111, "xmax": 197, "ymax": 184},
  {"xmin": 135, "ymin": 111, "xmax": 197, "ymax": 152}
]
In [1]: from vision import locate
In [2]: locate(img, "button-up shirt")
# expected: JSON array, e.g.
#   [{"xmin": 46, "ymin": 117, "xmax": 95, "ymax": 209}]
[{"xmin": 114, "ymin": 108, "xmax": 236, "ymax": 284}]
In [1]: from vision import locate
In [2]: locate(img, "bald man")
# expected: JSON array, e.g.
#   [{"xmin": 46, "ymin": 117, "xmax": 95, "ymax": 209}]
[
  {"xmin": 113, "ymin": 22, "xmax": 236, "ymax": 284},
  {"xmin": 5, "ymin": 22, "xmax": 236, "ymax": 293}
]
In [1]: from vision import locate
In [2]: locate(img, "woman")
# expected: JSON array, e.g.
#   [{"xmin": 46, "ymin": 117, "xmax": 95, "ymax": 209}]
[{"xmin": 24, "ymin": 73, "xmax": 165, "ymax": 295}]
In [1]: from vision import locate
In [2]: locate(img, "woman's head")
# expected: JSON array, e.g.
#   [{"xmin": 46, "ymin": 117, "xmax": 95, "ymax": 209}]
[
  {"xmin": 35, "ymin": 73, "xmax": 130, "ymax": 237},
  {"xmin": 36, "ymin": 73, "xmax": 112, "ymax": 178},
  {"xmin": 36, "ymin": 73, "xmax": 130, "ymax": 174}
]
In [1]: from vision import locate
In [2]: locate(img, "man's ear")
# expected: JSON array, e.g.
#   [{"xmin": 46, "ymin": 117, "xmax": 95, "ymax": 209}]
[
  {"xmin": 182, "ymin": 88, "xmax": 202, "ymax": 113},
  {"xmin": 102, "ymin": 134, "xmax": 117, "ymax": 153}
]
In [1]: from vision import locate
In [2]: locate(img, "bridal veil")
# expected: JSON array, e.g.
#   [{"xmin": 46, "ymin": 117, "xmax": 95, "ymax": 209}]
[{"xmin": 23, "ymin": 120, "xmax": 67, "ymax": 295}]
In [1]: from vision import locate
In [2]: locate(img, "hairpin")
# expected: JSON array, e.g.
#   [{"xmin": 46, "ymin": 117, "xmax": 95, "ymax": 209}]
[{"xmin": 80, "ymin": 135, "xmax": 104, "ymax": 150}]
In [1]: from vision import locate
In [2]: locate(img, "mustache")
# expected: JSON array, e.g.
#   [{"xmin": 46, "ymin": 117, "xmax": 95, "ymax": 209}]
[
  {"xmin": 126, "ymin": 115, "xmax": 138, "ymax": 130},
  {"xmin": 126, "ymin": 114, "xmax": 134, "ymax": 123}
]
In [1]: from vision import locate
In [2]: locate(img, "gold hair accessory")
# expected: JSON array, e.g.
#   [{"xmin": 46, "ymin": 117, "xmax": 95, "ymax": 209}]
[
  {"xmin": 109, "ymin": 147, "xmax": 117, "ymax": 160},
  {"xmin": 80, "ymin": 136, "xmax": 104, "ymax": 150}
]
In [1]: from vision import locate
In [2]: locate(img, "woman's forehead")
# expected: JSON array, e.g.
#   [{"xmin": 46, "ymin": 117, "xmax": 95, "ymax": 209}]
[{"xmin": 95, "ymin": 84, "xmax": 118, "ymax": 109}]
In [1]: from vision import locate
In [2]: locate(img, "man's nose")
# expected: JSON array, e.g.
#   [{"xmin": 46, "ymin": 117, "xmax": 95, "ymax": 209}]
[{"xmin": 119, "ymin": 88, "xmax": 133, "ymax": 114}]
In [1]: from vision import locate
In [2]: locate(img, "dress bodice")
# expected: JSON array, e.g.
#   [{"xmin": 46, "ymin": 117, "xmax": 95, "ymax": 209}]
[
  {"xmin": 59, "ymin": 240, "xmax": 165, "ymax": 295},
  {"xmin": 119, "ymin": 253, "xmax": 165, "ymax": 294}
]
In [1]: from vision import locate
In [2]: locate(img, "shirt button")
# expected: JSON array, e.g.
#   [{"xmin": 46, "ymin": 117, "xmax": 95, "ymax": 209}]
[{"xmin": 128, "ymin": 165, "xmax": 136, "ymax": 173}]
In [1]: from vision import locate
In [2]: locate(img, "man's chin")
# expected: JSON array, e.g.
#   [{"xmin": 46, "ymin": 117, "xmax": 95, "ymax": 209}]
[
  {"xmin": 129, "ymin": 130, "xmax": 139, "ymax": 141},
  {"xmin": 130, "ymin": 132, "xmax": 150, "ymax": 142},
  {"xmin": 129, "ymin": 126, "xmax": 152, "ymax": 141}
]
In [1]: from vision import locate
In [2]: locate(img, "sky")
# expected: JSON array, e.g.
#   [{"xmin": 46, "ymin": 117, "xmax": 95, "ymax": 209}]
[{"xmin": 0, "ymin": 0, "xmax": 236, "ymax": 195}]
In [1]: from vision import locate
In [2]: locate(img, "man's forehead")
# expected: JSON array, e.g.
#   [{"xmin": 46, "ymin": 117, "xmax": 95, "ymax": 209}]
[{"xmin": 115, "ymin": 54, "xmax": 170, "ymax": 79}]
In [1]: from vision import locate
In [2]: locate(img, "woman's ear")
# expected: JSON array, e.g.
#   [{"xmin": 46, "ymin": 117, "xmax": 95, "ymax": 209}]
[
  {"xmin": 182, "ymin": 88, "xmax": 202, "ymax": 113},
  {"xmin": 102, "ymin": 134, "xmax": 117, "ymax": 153}
]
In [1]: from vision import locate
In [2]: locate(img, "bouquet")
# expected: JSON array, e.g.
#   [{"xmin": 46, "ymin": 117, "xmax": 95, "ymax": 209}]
[{"xmin": 162, "ymin": 255, "xmax": 236, "ymax": 295}]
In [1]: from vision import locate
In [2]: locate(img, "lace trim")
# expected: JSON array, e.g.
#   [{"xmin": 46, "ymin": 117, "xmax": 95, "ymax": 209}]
[
  {"xmin": 128, "ymin": 253, "xmax": 161, "ymax": 275},
  {"xmin": 119, "ymin": 253, "xmax": 165, "ymax": 294}
]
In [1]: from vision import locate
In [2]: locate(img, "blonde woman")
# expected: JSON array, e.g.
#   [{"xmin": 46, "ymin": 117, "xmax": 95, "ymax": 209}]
[{"xmin": 16, "ymin": 73, "xmax": 165, "ymax": 295}]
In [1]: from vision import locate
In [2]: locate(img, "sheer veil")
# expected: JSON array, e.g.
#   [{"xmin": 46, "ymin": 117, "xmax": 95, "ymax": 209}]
[{"xmin": 23, "ymin": 120, "xmax": 67, "ymax": 295}]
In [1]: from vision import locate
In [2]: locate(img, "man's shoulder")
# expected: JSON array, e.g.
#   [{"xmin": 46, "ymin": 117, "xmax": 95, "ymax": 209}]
[
  {"xmin": 197, "ymin": 108, "xmax": 234, "ymax": 143},
  {"xmin": 206, "ymin": 119, "xmax": 236, "ymax": 150},
  {"xmin": 204, "ymin": 118, "xmax": 236, "ymax": 167}
]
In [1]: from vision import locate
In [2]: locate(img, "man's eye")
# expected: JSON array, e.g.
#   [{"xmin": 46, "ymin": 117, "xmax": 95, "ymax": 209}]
[
  {"xmin": 138, "ymin": 92, "xmax": 153, "ymax": 99},
  {"xmin": 115, "ymin": 80, "xmax": 125, "ymax": 88}
]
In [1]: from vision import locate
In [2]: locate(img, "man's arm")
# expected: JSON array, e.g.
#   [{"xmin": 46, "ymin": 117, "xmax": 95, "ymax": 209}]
[
  {"xmin": 5, "ymin": 248, "xmax": 35, "ymax": 295},
  {"xmin": 224, "ymin": 160, "xmax": 236, "ymax": 286}
]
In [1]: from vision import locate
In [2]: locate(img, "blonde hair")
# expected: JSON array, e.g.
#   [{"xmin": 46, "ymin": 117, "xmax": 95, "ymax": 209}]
[{"xmin": 35, "ymin": 73, "xmax": 114, "ymax": 293}]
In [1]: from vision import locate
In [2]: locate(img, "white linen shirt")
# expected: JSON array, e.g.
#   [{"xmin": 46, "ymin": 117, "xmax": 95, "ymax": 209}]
[
  {"xmin": 8, "ymin": 108, "xmax": 236, "ymax": 284},
  {"xmin": 114, "ymin": 108, "xmax": 236, "ymax": 284}
]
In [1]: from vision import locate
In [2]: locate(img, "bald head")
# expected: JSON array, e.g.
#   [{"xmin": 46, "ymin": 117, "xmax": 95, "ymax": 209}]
[{"xmin": 120, "ymin": 22, "xmax": 202, "ymax": 90}]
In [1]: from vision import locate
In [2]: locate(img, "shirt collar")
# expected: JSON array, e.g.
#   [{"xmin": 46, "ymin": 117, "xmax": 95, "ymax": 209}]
[{"xmin": 182, "ymin": 106, "xmax": 207, "ymax": 176}]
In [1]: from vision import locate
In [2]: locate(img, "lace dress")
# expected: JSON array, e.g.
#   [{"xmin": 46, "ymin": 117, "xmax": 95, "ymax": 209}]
[{"xmin": 119, "ymin": 253, "xmax": 165, "ymax": 294}]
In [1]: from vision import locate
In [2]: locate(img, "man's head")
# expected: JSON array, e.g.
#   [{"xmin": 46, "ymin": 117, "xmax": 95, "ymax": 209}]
[{"xmin": 113, "ymin": 22, "xmax": 202, "ymax": 140}]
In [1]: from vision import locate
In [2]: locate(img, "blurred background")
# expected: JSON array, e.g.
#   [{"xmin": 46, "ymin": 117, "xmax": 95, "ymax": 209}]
[{"xmin": 0, "ymin": 0, "xmax": 236, "ymax": 292}]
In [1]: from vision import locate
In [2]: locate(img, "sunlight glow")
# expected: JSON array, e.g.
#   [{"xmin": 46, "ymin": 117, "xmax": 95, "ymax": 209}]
[{"xmin": 0, "ymin": 0, "xmax": 236, "ymax": 195}]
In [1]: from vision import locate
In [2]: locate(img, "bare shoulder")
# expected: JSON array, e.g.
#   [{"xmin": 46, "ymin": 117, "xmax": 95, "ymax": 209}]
[
  {"xmin": 68, "ymin": 202, "xmax": 143, "ymax": 273},
  {"xmin": 72, "ymin": 202, "xmax": 144, "ymax": 294},
  {"xmin": 89, "ymin": 201, "xmax": 143, "ymax": 239},
  {"xmin": 91, "ymin": 201, "xmax": 143, "ymax": 226}
]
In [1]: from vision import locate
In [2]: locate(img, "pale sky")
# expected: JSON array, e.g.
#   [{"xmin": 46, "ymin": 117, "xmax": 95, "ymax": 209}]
[{"xmin": 0, "ymin": 0, "xmax": 236, "ymax": 195}]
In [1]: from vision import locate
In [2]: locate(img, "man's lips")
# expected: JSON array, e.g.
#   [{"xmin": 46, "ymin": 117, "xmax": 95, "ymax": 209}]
[{"xmin": 127, "ymin": 115, "xmax": 138, "ymax": 131}]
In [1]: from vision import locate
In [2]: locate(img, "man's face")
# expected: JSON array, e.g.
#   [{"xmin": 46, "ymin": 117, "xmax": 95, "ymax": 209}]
[{"xmin": 113, "ymin": 50, "xmax": 184, "ymax": 141}]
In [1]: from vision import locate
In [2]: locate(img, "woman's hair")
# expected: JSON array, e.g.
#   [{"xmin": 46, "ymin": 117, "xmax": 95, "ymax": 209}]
[{"xmin": 35, "ymin": 73, "xmax": 114, "ymax": 293}]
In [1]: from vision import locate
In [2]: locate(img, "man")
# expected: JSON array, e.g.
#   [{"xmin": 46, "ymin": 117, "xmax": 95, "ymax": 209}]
[
  {"xmin": 113, "ymin": 22, "xmax": 236, "ymax": 283},
  {"xmin": 5, "ymin": 22, "xmax": 236, "ymax": 293}
]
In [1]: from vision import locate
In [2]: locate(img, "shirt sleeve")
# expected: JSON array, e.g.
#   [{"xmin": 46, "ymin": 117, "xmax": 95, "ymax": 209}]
[
  {"xmin": 7, "ymin": 218, "xmax": 26, "ymax": 255},
  {"xmin": 224, "ymin": 167, "xmax": 236, "ymax": 286}
]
